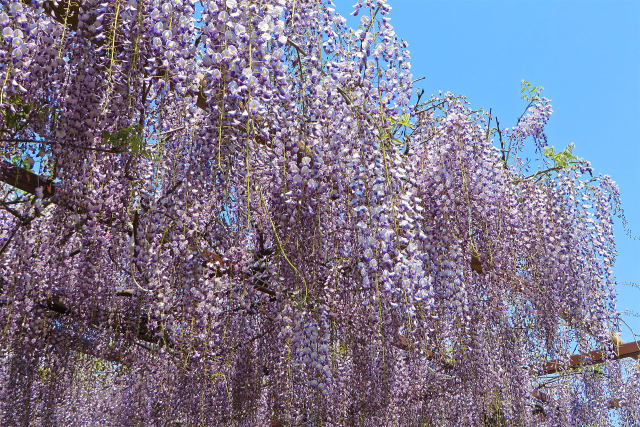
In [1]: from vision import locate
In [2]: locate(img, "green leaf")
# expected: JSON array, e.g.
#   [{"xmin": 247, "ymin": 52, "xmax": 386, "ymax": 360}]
[
  {"xmin": 592, "ymin": 365, "xmax": 605, "ymax": 377},
  {"xmin": 520, "ymin": 80, "xmax": 544, "ymax": 101},
  {"xmin": 102, "ymin": 124, "xmax": 145, "ymax": 154},
  {"xmin": 544, "ymin": 142, "xmax": 580, "ymax": 169}
]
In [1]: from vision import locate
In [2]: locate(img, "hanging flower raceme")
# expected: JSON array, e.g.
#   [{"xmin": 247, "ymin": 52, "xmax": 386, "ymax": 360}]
[{"xmin": 0, "ymin": 0, "xmax": 634, "ymax": 425}]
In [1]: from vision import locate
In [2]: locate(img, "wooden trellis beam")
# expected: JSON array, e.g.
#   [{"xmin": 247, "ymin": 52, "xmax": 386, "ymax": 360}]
[
  {"xmin": 541, "ymin": 340, "xmax": 640, "ymax": 375},
  {"xmin": 0, "ymin": 160, "xmax": 54, "ymax": 198}
]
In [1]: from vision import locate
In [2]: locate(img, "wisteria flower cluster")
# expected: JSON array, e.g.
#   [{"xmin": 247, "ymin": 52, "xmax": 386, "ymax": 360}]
[{"xmin": 0, "ymin": 0, "xmax": 634, "ymax": 425}]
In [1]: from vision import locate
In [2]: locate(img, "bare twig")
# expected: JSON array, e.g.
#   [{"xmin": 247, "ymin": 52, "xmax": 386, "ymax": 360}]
[
  {"xmin": 0, "ymin": 223, "xmax": 21, "ymax": 256},
  {"xmin": 485, "ymin": 108, "xmax": 492, "ymax": 141},
  {"xmin": 495, "ymin": 117, "xmax": 507, "ymax": 169}
]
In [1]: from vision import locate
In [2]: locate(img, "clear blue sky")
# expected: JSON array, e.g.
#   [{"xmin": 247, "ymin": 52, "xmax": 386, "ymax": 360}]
[{"xmin": 339, "ymin": 0, "xmax": 640, "ymax": 341}]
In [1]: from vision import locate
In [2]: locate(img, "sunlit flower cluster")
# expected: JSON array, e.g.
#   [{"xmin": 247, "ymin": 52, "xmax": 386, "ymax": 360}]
[{"xmin": 0, "ymin": 0, "xmax": 633, "ymax": 425}]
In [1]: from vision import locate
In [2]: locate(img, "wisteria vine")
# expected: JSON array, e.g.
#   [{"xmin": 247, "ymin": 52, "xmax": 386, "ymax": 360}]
[{"xmin": 0, "ymin": 0, "xmax": 636, "ymax": 425}]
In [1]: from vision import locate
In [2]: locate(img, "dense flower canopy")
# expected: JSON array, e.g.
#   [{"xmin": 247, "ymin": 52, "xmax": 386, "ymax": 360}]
[{"xmin": 0, "ymin": 0, "xmax": 638, "ymax": 425}]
